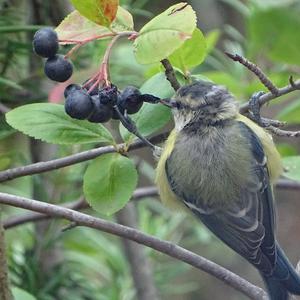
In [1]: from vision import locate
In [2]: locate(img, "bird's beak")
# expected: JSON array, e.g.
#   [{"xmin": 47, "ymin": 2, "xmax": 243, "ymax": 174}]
[{"xmin": 160, "ymin": 98, "xmax": 174, "ymax": 108}]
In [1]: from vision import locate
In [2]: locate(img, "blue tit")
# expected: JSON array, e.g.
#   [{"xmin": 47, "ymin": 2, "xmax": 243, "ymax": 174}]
[{"xmin": 156, "ymin": 81, "xmax": 300, "ymax": 300}]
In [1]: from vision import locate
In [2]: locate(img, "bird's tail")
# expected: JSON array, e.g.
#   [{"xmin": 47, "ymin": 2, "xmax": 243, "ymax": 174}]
[{"xmin": 261, "ymin": 245, "xmax": 300, "ymax": 300}]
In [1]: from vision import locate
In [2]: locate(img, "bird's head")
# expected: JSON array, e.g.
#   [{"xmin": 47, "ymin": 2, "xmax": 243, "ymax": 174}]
[{"xmin": 161, "ymin": 81, "xmax": 238, "ymax": 131}]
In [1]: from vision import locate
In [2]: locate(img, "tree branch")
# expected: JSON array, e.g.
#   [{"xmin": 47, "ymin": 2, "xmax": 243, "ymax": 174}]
[
  {"xmin": 0, "ymin": 192, "xmax": 267, "ymax": 300},
  {"xmin": 161, "ymin": 59, "xmax": 181, "ymax": 91},
  {"xmin": 3, "ymin": 179, "xmax": 298, "ymax": 230},
  {"xmin": 0, "ymin": 133, "xmax": 168, "ymax": 183},
  {"xmin": 3, "ymin": 187, "xmax": 159, "ymax": 229},
  {"xmin": 239, "ymin": 80, "xmax": 300, "ymax": 114},
  {"xmin": 225, "ymin": 53, "xmax": 279, "ymax": 95}
]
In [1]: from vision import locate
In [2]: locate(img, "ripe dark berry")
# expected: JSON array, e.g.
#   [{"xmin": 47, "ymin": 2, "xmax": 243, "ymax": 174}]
[
  {"xmin": 118, "ymin": 86, "xmax": 143, "ymax": 114},
  {"xmin": 65, "ymin": 90, "xmax": 93, "ymax": 120},
  {"xmin": 88, "ymin": 95, "xmax": 113, "ymax": 123},
  {"xmin": 33, "ymin": 28, "xmax": 59, "ymax": 58},
  {"xmin": 44, "ymin": 55, "xmax": 73, "ymax": 82},
  {"xmin": 99, "ymin": 85, "xmax": 118, "ymax": 106},
  {"xmin": 64, "ymin": 84, "xmax": 81, "ymax": 98}
]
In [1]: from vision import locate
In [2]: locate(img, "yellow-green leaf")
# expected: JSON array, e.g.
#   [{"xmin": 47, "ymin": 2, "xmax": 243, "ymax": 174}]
[
  {"xmin": 168, "ymin": 28, "xmax": 207, "ymax": 73},
  {"xmin": 134, "ymin": 2, "xmax": 197, "ymax": 64}
]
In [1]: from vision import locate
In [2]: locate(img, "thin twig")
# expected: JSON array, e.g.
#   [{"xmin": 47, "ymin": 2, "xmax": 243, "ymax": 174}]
[
  {"xmin": 0, "ymin": 133, "xmax": 168, "ymax": 183},
  {"xmin": 267, "ymin": 126, "xmax": 300, "ymax": 137},
  {"xmin": 4, "ymin": 198, "xmax": 87, "ymax": 229},
  {"xmin": 3, "ymin": 187, "xmax": 158, "ymax": 229},
  {"xmin": 0, "ymin": 192, "xmax": 267, "ymax": 300},
  {"xmin": 225, "ymin": 53, "xmax": 279, "ymax": 95},
  {"xmin": 161, "ymin": 59, "xmax": 181, "ymax": 91},
  {"xmin": 239, "ymin": 79, "xmax": 300, "ymax": 114}
]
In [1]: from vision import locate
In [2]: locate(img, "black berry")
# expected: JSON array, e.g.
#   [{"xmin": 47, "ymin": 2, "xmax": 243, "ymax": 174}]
[
  {"xmin": 88, "ymin": 95, "xmax": 113, "ymax": 123},
  {"xmin": 118, "ymin": 86, "xmax": 143, "ymax": 114},
  {"xmin": 65, "ymin": 90, "xmax": 93, "ymax": 120},
  {"xmin": 44, "ymin": 55, "xmax": 73, "ymax": 82},
  {"xmin": 99, "ymin": 85, "xmax": 118, "ymax": 106},
  {"xmin": 33, "ymin": 28, "xmax": 59, "ymax": 58},
  {"xmin": 64, "ymin": 84, "xmax": 81, "ymax": 98}
]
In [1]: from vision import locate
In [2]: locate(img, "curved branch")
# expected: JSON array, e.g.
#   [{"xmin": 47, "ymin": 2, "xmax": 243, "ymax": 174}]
[
  {"xmin": 0, "ymin": 192, "xmax": 267, "ymax": 300},
  {"xmin": 3, "ymin": 186, "xmax": 159, "ymax": 229}
]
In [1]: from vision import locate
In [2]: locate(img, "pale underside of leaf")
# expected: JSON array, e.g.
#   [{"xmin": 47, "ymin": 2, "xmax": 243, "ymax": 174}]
[{"xmin": 56, "ymin": 7, "xmax": 134, "ymax": 43}]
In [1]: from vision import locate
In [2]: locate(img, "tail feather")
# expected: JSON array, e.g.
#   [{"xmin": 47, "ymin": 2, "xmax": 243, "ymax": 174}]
[
  {"xmin": 261, "ymin": 245, "xmax": 300, "ymax": 300},
  {"xmin": 275, "ymin": 246, "xmax": 300, "ymax": 295},
  {"xmin": 262, "ymin": 275, "xmax": 289, "ymax": 300}
]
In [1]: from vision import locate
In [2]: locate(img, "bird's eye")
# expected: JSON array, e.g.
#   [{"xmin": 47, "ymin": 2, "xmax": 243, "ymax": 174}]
[{"xmin": 170, "ymin": 100, "xmax": 181, "ymax": 109}]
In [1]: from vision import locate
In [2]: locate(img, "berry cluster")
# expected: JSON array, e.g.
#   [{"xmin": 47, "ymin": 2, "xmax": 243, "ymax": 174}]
[
  {"xmin": 33, "ymin": 28, "xmax": 73, "ymax": 82},
  {"xmin": 64, "ymin": 83, "xmax": 159, "ymax": 123},
  {"xmin": 32, "ymin": 28, "xmax": 161, "ymax": 126}
]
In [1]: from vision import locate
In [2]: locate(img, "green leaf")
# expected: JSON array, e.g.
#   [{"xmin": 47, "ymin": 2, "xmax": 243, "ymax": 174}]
[
  {"xmin": 248, "ymin": 7, "xmax": 300, "ymax": 65},
  {"xmin": 84, "ymin": 153, "xmax": 138, "ymax": 215},
  {"xmin": 205, "ymin": 29, "xmax": 220, "ymax": 53},
  {"xmin": 56, "ymin": 7, "xmax": 134, "ymax": 43},
  {"xmin": 12, "ymin": 287, "xmax": 36, "ymax": 300},
  {"xmin": 282, "ymin": 156, "xmax": 300, "ymax": 181},
  {"xmin": 120, "ymin": 72, "xmax": 173, "ymax": 142},
  {"xmin": 277, "ymin": 143, "xmax": 298, "ymax": 157},
  {"xmin": 70, "ymin": 0, "xmax": 119, "ymax": 27},
  {"xmin": 134, "ymin": 2, "xmax": 197, "ymax": 64},
  {"xmin": 168, "ymin": 28, "xmax": 206, "ymax": 72},
  {"xmin": 277, "ymin": 100, "xmax": 300, "ymax": 124},
  {"xmin": 6, "ymin": 103, "xmax": 114, "ymax": 145}
]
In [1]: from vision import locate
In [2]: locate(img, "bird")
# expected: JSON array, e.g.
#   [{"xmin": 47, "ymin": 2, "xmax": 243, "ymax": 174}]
[{"xmin": 155, "ymin": 80, "xmax": 300, "ymax": 300}]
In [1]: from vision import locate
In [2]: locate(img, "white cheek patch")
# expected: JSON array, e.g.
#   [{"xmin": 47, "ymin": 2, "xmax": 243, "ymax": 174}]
[
  {"xmin": 173, "ymin": 109, "xmax": 188, "ymax": 131},
  {"xmin": 174, "ymin": 111, "xmax": 190, "ymax": 131}
]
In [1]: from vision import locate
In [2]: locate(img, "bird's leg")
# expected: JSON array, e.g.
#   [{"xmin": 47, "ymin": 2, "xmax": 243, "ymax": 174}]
[
  {"xmin": 248, "ymin": 92, "xmax": 286, "ymax": 128},
  {"xmin": 114, "ymin": 105, "xmax": 157, "ymax": 150}
]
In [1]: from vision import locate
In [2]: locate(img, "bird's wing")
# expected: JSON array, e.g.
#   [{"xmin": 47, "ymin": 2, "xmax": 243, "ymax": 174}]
[{"xmin": 165, "ymin": 122, "xmax": 277, "ymax": 275}]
